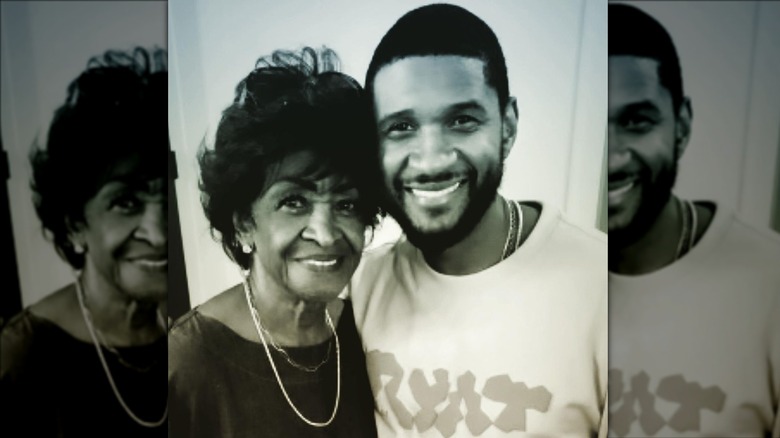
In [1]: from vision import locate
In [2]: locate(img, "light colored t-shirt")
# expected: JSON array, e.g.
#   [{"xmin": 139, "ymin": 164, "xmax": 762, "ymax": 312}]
[
  {"xmin": 609, "ymin": 205, "xmax": 780, "ymax": 437},
  {"xmin": 349, "ymin": 203, "xmax": 608, "ymax": 437}
]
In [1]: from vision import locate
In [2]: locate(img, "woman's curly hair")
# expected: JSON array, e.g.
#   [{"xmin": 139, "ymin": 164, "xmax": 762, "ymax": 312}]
[
  {"xmin": 199, "ymin": 46, "xmax": 383, "ymax": 270},
  {"xmin": 29, "ymin": 47, "xmax": 168, "ymax": 268}
]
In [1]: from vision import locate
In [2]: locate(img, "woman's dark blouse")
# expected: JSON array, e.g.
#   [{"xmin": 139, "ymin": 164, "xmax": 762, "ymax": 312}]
[
  {"xmin": 0, "ymin": 310, "xmax": 167, "ymax": 437},
  {"xmin": 168, "ymin": 299, "xmax": 377, "ymax": 438}
]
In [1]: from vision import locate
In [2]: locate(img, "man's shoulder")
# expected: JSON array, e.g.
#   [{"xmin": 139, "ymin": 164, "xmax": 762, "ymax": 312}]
[
  {"xmin": 558, "ymin": 215, "xmax": 607, "ymax": 245},
  {"xmin": 363, "ymin": 236, "xmax": 413, "ymax": 258},
  {"xmin": 356, "ymin": 237, "xmax": 416, "ymax": 275},
  {"xmin": 729, "ymin": 215, "xmax": 780, "ymax": 253},
  {"xmin": 539, "ymin": 204, "xmax": 607, "ymax": 255}
]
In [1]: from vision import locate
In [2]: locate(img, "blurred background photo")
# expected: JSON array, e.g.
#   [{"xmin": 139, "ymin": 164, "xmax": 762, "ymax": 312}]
[
  {"xmin": 1, "ymin": 1, "xmax": 172, "ymax": 435},
  {"xmin": 1, "ymin": 0, "xmax": 174, "ymax": 321},
  {"xmin": 613, "ymin": 1, "xmax": 780, "ymax": 233}
]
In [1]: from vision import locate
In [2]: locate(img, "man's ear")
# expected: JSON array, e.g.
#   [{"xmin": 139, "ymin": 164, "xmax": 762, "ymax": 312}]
[
  {"xmin": 674, "ymin": 97, "xmax": 693, "ymax": 160},
  {"xmin": 501, "ymin": 97, "xmax": 519, "ymax": 160}
]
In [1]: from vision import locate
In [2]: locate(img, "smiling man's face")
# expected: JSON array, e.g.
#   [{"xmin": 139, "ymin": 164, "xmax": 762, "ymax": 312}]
[
  {"xmin": 608, "ymin": 55, "xmax": 690, "ymax": 243},
  {"xmin": 371, "ymin": 55, "xmax": 515, "ymax": 251}
]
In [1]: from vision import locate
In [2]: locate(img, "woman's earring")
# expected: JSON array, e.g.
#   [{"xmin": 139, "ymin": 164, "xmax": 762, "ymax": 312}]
[
  {"xmin": 73, "ymin": 242, "xmax": 85, "ymax": 255},
  {"xmin": 242, "ymin": 243, "xmax": 253, "ymax": 254}
]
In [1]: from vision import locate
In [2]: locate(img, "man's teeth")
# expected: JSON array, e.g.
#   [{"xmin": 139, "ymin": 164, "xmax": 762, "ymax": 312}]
[
  {"xmin": 609, "ymin": 181, "xmax": 634, "ymax": 196},
  {"xmin": 302, "ymin": 259, "xmax": 338, "ymax": 267},
  {"xmin": 410, "ymin": 182, "xmax": 460, "ymax": 198}
]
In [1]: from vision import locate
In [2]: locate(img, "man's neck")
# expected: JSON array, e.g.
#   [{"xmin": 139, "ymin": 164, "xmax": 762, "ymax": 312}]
[
  {"xmin": 610, "ymin": 196, "xmax": 714, "ymax": 275},
  {"xmin": 422, "ymin": 196, "xmax": 509, "ymax": 276}
]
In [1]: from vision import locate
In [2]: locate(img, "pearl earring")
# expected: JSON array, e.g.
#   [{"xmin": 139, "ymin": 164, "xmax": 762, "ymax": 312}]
[
  {"xmin": 73, "ymin": 243, "xmax": 85, "ymax": 254},
  {"xmin": 242, "ymin": 243, "xmax": 253, "ymax": 254}
]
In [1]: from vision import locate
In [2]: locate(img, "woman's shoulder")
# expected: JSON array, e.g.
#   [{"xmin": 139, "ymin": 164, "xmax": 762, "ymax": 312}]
[
  {"xmin": 1, "ymin": 310, "xmax": 39, "ymax": 360},
  {"xmin": 27, "ymin": 283, "xmax": 78, "ymax": 324},
  {"xmin": 1, "ymin": 305, "xmax": 72, "ymax": 378},
  {"xmin": 168, "ymin": 285, "xmax": 244, "ymax": 366},
  {"xmin": 2, "ymin": 283, "xmax": 79, "ymax": 345}
]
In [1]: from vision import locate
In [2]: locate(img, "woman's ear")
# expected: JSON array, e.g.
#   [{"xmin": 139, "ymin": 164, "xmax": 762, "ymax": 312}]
[
  {"xmin": 233, "ymin": 212, "xmax": 251, "ymax": 234},
  {"xmin": 233, "ymin": 212, "xmax": 255, "ymax": 248},
  {"xmin": 65, "ymin": 216, "xmax": 87, "ymax": 254}
]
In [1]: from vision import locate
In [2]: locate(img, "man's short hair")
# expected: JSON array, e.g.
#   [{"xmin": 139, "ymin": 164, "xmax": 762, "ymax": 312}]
[
  {"xmin": 609, "ymin": 3, "xmax": 684, "ymax": 111},
  {"xmin": 365, "ymin": 3, "xmax": 509, "ymax": 110}
]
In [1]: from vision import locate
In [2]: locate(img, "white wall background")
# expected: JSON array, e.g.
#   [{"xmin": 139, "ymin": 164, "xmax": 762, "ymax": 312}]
[
  {"xmin": 1, "ymin": 1, "xmax": 166, "ymax": 307},
  {"xmin": 169, "ymin": 0, "xmax": 608, "ymax": 307},
  {"xmin": 620, "ymin": 2, "xmax": 780, "ymax": 231}
]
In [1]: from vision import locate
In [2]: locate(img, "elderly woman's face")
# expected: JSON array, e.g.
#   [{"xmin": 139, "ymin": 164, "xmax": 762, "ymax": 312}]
[
  {"xmin": 75, "ymin": 161, "xmax": 167, "ymax": 300},
  {"xmin": 244, "ymin": 152, "xmax": 366, "ymax": 302}
]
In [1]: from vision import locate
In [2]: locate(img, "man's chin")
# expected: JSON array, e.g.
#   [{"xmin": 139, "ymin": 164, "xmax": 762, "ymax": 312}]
[
  {"xmin": 396, "ymin": 207, "xmax": 485, "ymax": 254},
  {"xmin": 609, "ymin": 196, "xmax": 670, "ymax": 247}
]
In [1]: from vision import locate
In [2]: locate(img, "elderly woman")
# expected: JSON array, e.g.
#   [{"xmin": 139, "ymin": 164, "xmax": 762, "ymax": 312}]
[
  {"xmin": 0, "ymin": 48, "xmax": 168, "ymax": 436},
  {"xmin": 168, "ymin": 47, "xmax": 379, "ymax": 437}
]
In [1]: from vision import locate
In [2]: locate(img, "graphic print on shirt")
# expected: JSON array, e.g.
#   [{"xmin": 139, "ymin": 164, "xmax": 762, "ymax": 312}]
[
  {"xmin": 367, "ymin": 350, "xmax": 553, "ymax": 437},
  {"xmin": 608, "ymin": 369, "xmax": 726, "ymax": 437}
]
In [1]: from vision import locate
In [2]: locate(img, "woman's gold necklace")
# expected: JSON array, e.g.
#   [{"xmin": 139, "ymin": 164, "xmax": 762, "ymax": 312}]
[
  {"xmin": 248, "ymin": 290, "xmax": 332, "ymax": 373},
  {"xmin": 75, "ymin": 274, "xmax": 167, "ymax": 428},
  {"xmin": 242, "ymin": 278, "xmax": 340, "ymax": 427}
]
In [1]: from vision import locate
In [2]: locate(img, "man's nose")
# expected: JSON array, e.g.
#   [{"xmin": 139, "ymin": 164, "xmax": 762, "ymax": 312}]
[
  {"xmin": 408, "ymin": 126, "xmax": 457, "ymax": 173},
  {"xmin": 607, "ymin": 126, "xmax": 631, "ymax": 173}
]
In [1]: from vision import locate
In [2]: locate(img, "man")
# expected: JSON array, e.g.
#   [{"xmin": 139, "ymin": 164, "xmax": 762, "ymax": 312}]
[
  {"xmin": 608, "ymin": 4, "xmax": 780, "ymax": 437},
  {"xmin": 347, "ymin": 4, "xmax": 607, "ymax": 436}
]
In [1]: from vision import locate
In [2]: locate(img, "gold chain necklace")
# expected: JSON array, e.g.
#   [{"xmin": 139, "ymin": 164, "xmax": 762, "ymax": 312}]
[
  {"xmin": 501, "ymin": 198, "xmax": 524, "ymax": 261},
  {"xmin": 247, "ymin": 290, "xmax": 332, "ymax": 373},
  {"xmin": 674, "ymin": 198, "xmax": 698, "ymax": 260},
  {"xmin": 93, "ymin": 326, "xmax": 157, "ymax": 372},
  {"xmin": 242, "ymin": 278, "xmax": 340, "ymax": 427},
  {"xmin": 75, "ymin": 274, "xmax": 167, "ymax": 428}
]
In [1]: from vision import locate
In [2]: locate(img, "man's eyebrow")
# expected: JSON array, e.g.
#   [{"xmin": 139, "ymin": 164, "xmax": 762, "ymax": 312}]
[
  {"xmin": 377, "ymin": 100, "xmax": 489, "ymax": 127},
  {"xmin": 609, "ymin": 100, "xmax": 662, "ymax": 120},
  {"xmin": 445, "ymin": 100, "xmax": 488, "ymax": 115},
  {"xmin": 618, "ymin": 100, "xmax": 661, "ymax": 114}
]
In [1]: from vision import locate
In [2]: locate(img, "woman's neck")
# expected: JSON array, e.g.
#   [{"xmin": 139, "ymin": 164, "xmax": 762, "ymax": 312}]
[
  {"xmin": 79, "ymin": 265, "xmax": 163, "ymax": 346},
  {"xmin": 247, "ymin": 272, "xmax": 334, "ymax": 347}
]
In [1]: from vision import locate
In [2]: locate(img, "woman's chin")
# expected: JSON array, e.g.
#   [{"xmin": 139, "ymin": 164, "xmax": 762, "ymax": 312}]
[
  {"xmin": 121, "ymin": 282, "xmax": 168, "ymax": 302},
  {"xmin": 286, "ymin": 283, "xmax": 347, "ymax": 303}
]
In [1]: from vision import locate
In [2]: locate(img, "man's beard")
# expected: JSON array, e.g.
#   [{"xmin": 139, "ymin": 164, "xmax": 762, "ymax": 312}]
[
  {"xmin": 384, "ymin": 160, "xmax": 504, "ymax": 254},
  {"xmin": 609, "ymin": 158, "xmax": 678, "ymax": 248}
]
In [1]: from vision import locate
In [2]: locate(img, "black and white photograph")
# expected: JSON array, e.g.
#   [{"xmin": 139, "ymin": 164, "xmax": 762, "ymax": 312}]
[{"xmin": 168, "ymin": 0, "xmax": 607, "ymax": 436}]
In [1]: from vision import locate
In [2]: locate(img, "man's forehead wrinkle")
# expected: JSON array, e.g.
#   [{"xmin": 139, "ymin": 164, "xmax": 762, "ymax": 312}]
[
  {"xmin": 609, "ymin": 56, "xmax": 672, "ymax": 114},
  {"xmin": 609, "ymin": 56, "xmax": 661, "ymax": 85},
  {"xmin": 374, "ymin": 56, "xmax": 491, "ymax": 115}
]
